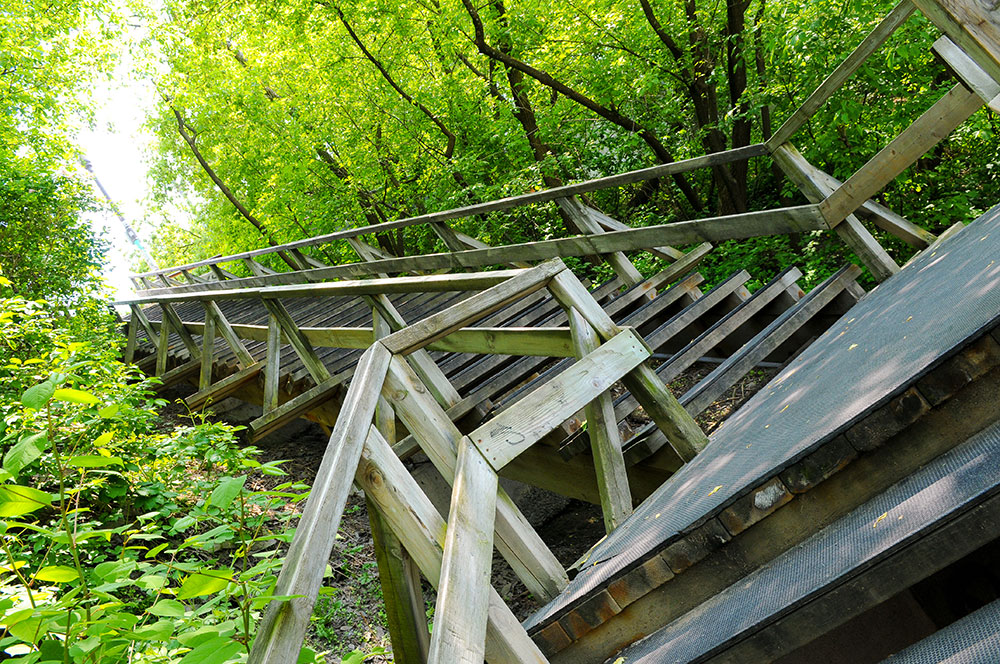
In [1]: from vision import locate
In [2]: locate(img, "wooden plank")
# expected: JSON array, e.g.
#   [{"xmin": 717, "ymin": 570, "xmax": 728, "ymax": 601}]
[
  {"xmin": 588, "ymin": 206, "xmax": 685, "ymax": 261},
  {"xmin": 428, "ymin": 438, "xmax": 498, "ymax": 664},
  {"xmin": 242, "ymin": 257, "xmax": 278, "ymax": 276},
  {"xmin": 263, "ymin": 313, "xmax": 281, "ymax": 413},
  {"xmin": 772, "ymin": 144, "xmax": 899, "ymax": 281},
  {"xmin": 381, "ymin": 258, "xmax": 567, "ymax": 355},
  {"xmin": 199, "ymin": 312, "xmax": 216, "ymax": 389},
  {"xmin": 934, "ymin": 35, "xmax": 1000, "ymax": 111},
  {"xmin": 185, "ymin": 361, "xmax": 264, "ymax": 410},
  {"xmin": 819, "ymin": 83, "xmax": 984, "ymax": 225},
  {"xmin": 129, "ymin": 305, "xmax": 160, "ymax": 351},
  {"xmin": 249, "ymin": 370, "xmax": 350, "ymax": 441},
  {"xmin": 383, "ymin": 355, "xmax": 568, "ymax": 602},
  {"xmin": 556, "ymin": 197, "xmax": 644, "ymax": 287},
  {"xmin": 133, "ymin": 144, "xmax": 768, "ymax": 281},
  {"xmin": 261, "ymin": 299, "xmax": 331, "ymax": 384},
  {"xmin": 470, "ymin": 328, "xmax": 649, "ymax": 470},
  {"xmin": 913, "ymin": 0, "xmax": 1000, "ymax": 84},
  {"xmin": 547, "ymin": 270, "xmax": 709, "ymax": 461},
  {"xmin": 357, "ymin": 427, "xmax": 548, "ymax": 663},
  {"xmin": 568, "ymin": 308, "xmax": 632, "ymax": 532},
  {"xmin": 158, "ymin": 303, "xmax": 201, "ymax": 358},
  {"xmin": 682, "ymin": 264, "xmax": 863, "ymax": 415},
  {"xmin": 153, "ymin": 358, "xmax": 200, "ymax": 389},
  {"xmin": 124, "ymin": 270, "xmax": 527, "ymax": 304},
  {"xmin": 767, "ymin": 1, "xmax": 916, "ymax": 149},
  {"xmin": 124, "ymin": 318, "xmax": 138, "ymax": 363},
  {"xmin": 133, "ymin": 205, "xmax": 826, "ymax": 295},
  {"xmin": 248, "ymin": 343, "xmax": 391, "ymax": 664},
  {"xmin": 155, "ymin": 315, "xmax": 170, "ymax": 376}
]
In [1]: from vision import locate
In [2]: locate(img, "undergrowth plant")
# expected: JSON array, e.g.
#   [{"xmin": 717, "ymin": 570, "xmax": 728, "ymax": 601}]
[{"xmin": 0, "ymin": 283, "xmax": 318, "ymax": 663}]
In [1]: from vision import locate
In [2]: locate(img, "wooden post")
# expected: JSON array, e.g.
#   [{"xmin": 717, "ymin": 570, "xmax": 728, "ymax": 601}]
[
  {"xmin": 249, "ymin": 343, "xmax": 392, "ymax": 664},
  {"xmin": 129, "ymin": 305, "xmax": 160, "ymax": 352},
  {"xmin": 263, "ymin": 313, "xmax": 281, "ymax": 413},
  {"xmin": 158, "ymin": 303, "xmax": 201, "ymax": 359},
  {"xmin": 555, "ymin": 197, "xmax": 644, "ymax": 288},
  {"xmin": 567, "ymin": 308, "xmax": 632, "ymax": 532},
  {"xmin": 261, "ymin": 299, "xmax": 331, "ymax": 384},
  {"xmin": 547, "ymin": 270, "xmax": 709, "ymax": 461},
  {"xmin": 913, "ymin": 0, "xmax": 1000, "ymax": 84},
  {"xmin": 203, "ymin": 301, "xmax": 255, "ymax": 368},
  {"xmin": 199, "ymin": 312, "xmax": 216, "ymax": 390},
  {"xmin": 124, "ymin": 318, "xmax": 138, "ymax": 364},
  {"xmin": 370, "ymin": 310, "xmax": 430, "ymax": 664},
  {"xmin": 155, "ymin": 315, "xmax": 170, "ymax": 376}
]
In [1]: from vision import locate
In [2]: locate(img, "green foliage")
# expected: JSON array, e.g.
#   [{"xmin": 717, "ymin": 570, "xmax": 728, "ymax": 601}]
[{"xmin": 0, "ymin": 288, "xmax": 318, "ymax": 663}]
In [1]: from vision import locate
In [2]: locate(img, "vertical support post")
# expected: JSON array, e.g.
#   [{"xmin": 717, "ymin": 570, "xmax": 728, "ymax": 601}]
[
  {"xmin": 124, "ymin": 318, "xmax": 138, "ymax": 364},
  {"xmin": 263, "ymin": 313, "xmax": 281, "ymax": 413},
  {"xmin": 567, "ymin": 307, "xmax": 632, "ymax": 532},
  {"xmin": 556, "ymin": 197, "xmax": 644, "ymax": 288},
  {"xmin": 261, "ymin": 299, "xmax": 331, "ymax": 384},
  {"xmin": 203, "ymin": 301, "xmax": 255, "ymax": 368},
  {"xmin": 199, "ymin": 312, "xmax": 216, "ymax": 390},
  {"xmin": 155, "ymin": 316, "xmax": 170, "ymax": 376},
  {"xmin": 369, "ymin": 309, "xmax": 430, "ymax": 664}
]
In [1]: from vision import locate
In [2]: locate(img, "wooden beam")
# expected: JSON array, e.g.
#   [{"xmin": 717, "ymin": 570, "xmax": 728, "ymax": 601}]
[
  {"xmin": 203, "ymin": 301, "xmax": 255, "ymax": 368},
  {"xmin": 153, "ymin": 358, "xmax": 200, "ymax": 389},
  {"xmin": 383, "ymin": 355, "xmax": 568, "ymax": 602},
  {"xmin": 772, "ymin": 144, "xmax": 899, "ymax": 281},
  {"xmin": 263, "ymin": 313, "xmax": 281, "ymax": 413},
  {"xmin": 556, "ymin": 197, "xmax": 644, "ymax": 287},
  {"xmin": 380, "ymin": 259, "xmax": 567, "ymax": 355},
  {"xmin": 155, "ymin": 315, "xmax": 170, "ymax": 376},
  {"xmin": 587, "ymin": 206, "xmax": 685, "ymax": 261},
  {"xmin": 249, "ymin": 370, "xmax": 350, "ymax": 441},
  {"xmin": 428, "ymin": 438, "xmax": 498, "ymax": 664},
  {"xmin": 470, "ymin": 328, "xmax": 649, "ymax": 470},
  {"xmin": 568, "ymin": 308, "xmax": 632, "ymax": 532},
  {"xmin": 547, "ymin": 270, "xmax": 708, "ymax": 461},
  {"xmin": 767, "ymin": 1, "xmax": 916, "ymax": 149},
  {"xmin": 249, "ymin": 343, "xmax": 391, "ymax": 664},
  {"xmin": 934, "ymin": 35, "xmax": 1000, "ymax": 111},
  {"xmin": 199, "ymin": 312, "xmax": 216, "ymax": 390},
  {"xmin": 261, "ymin": 299, "xmax": 331, "ymax": 384},
  {"xmin": 357, "ymin": 427, "xmax": 548, "ymax": 663},
  {"xmin": 124, "ymin": 318, "xmax": 138, "ymax": 363},
  {"xmin": 133, "ymin": 144, "xmax": 768, "ymax": 281},
  {"xmin": 913, "ymin": 0, "xmax": 1000, "ymax": 84},
  {"xmin": 133, "ymin": 205, "xmax": 827, "ymax": 295},
  {"xmin": 185, "ymin": 361, "xmax": 264, "ymax": 410},
  {"xmin": 158, "ymin": 303, "xmax": 201, "ymax": 358},
  {"xmin": 819, "ymin": 83, "xmax": 984, "ymax": 226}
]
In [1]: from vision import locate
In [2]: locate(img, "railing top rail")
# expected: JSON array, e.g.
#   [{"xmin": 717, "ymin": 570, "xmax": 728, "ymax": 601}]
[{"xmin": 131, "ymin": 144, "xmax": 767, "ymax": 279}]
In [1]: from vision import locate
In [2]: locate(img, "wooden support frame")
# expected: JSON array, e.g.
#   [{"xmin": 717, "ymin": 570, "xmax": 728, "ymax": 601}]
[
  {"xmin": 199, "ymin": 312, "xmax": 216, "ymax": 389},
  {"xmin": 261, "ymin": 299, "xmax": 331, "ymax": 384},
  {"xmin": 185, "ymin": 361, "xmax": 264, "ymax": 410},
  {"xmin": 913, "ymin": 0, "xmax": 1000, "ymax": 84},
  {"xmin": 556, "ymin": 197, "xmax": 644, "ymax": 287},
  {"xmin": 249, "ymin": 343, "xmax": 391, "ymax": 664},
  {"xmin": 934, "ymin": 35, "xmax": 1000, "ymax": 111}
]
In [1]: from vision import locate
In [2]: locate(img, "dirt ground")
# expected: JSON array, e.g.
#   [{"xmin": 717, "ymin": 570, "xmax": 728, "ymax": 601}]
[{"xmin": 160, "ymin": 360, "xmax": 776, "ymax": 662}]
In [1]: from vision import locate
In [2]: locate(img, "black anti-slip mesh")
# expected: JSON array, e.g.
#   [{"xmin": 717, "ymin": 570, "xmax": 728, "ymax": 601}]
[
  {"xmin": 526, "ymin": 203, "xmax": 1000, "ymax": 632},
  {"xmin": 611, "ymin": 416, "xmax": 1000, "ymax": 663},
  {"xmin": 883, "ymin": 599, "xmax": 1000, "ymax": 663}
]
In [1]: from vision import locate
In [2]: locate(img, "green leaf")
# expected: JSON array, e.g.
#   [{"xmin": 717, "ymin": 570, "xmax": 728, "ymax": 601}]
[
  {"xmin": 147, "ymin": 599, "xmax": 186, "ymax": 617},
  {"xmin": 208, "ymin": 475, "xmax": 246, "ymax": 509},
  {"xmin": 4, "ymin": 433, "xmax": 47, "ymax": 477},
  {"xmin": 130, "ymin": 619, "xmax": 175, "ymax": 641},
  {"xmin": 176, "ymin": 568, "xmax": 233, "ymax": 599},
  {"xmin": 97, "ymin": 404, "xmax": 119, "ymax": 418},
  {"xmin": 0, "ymin": 485, "xmax": 52, "ymax": 517},
  {"xmin": 342, "ymin": 651, "xmax": 364, "ymax": 664},
  {"xmin": 52, "ymin": 388, "xmax": 100, "ymax": 405},
  {"xmin": 33, "ymin": 565, "xmax": 78, "ymax": 583},
  {"xmin": 67, "ymin": 455, "xmax": 123, "ymax": 468},
  {"xmin": 177, "ymin": 636, "xmax": 242, "ymax": 664},
  {"xmin": 21, "ymin": 381, "xmax": 55, "ymax": 409},
  {"xmin": 94, "ymin": 431, "xmax": 113, "ymax": 446}
]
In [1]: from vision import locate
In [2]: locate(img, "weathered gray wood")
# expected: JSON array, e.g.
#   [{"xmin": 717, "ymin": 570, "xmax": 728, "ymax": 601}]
[
  {"xmin": 556, "ymin": 197, "xmax": 644, "ymax": 287},
  {"xmin": 261, "ymin": 299, "xmax": 332, "ymax": 384},
  {"xmin": 158, "ymin": 303, "xmax": 201, "ymax": 358},
  {"xmin": 153, "ymin": 358, "xmax": 200, "ymax": 389},
  {"xmin": 772, "ymin": 144, "xmax": 899, "ymax": 281},
  {"xmin": 819, "ymin": 83, "xmax": 984, "ymax": 225},
  {"xmin": 767, "ymin": 1, "xmax": 916, "ymax": 149},
  {"xmin": 933, "ymin": 35, "xmax": 1000, "ymax": 111},
  {"xmin": 263, "ymin": 313, "xmax": 281, "ymax": 413},
  {"xmin": 568, "ymin": 308, "xmax": 632, "ymax": 532},
  {"xmin": 124, "ymin": 270, "xmax": 527, "ymax": 304},
  {"xmin": 383, "ymin": 355, "xmax": 568, "ymax": 602},
  {"xmin": 682, "ymin": 265, "xmax": 862, "ymax": 415},
  {"xmin": 547, "ymin": 270, "xmax": 708, "ymax": 461},
  {"xmin": 587, "ymin": 206, "xmax": 685, "ymax": 261},
  {"xmin": 242, "ymin": 257, "xmax": 277, "ymax": 276},
  {"xmin": 134, "ymin": 144, "xmax": 768, "ymax": 281},
  {"xmin": 913, "ymin": 0, "xmax": 1000, "ymax": 84},
  {"xmin": 357, "ymin": 427, "xmax": 548, "ymax": 663},
  {"xmin": 124, "ymin": 318, "xmax": 138, "ymax": 363},
  {"xmin": 470, "ymin": 328, "xmax": 649, "ymax": 470},
  {"xmin": 428, "ymin": 438, "xmax": 498, "ymax": 664},
  {"xmin": 155, "ymin": 315, "xmax": 170, "ymax": 376},
  {"xmin": 198, "ymin": 312, "xmax": 216, "ymax": 389},
  {"xmin": 133, "ymin": 205, "xmax": 826, "ymax": 296},
  {"xmin": 249, "ymin": 342, "xmax": 391, "ymax": 664},
  {"xmin": 185, "ymin": 361, "xmax": 264, "ymax": 410},
  {"xmin": 249, "ymin": 370, "xmax": 351, "ymax": 441},
  {"xmin": 381, "ymin": 259, "xmax": 567, "ymax": 355},
  {"xmin": 203, "ymin": 300, "xmax": 255, "ymax": 367}
]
